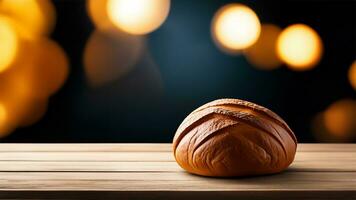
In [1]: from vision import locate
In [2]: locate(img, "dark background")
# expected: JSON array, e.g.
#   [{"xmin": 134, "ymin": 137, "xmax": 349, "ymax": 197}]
[{"xmin": 2, "ymin": 0, "xmax": 355, "ymax": 142}]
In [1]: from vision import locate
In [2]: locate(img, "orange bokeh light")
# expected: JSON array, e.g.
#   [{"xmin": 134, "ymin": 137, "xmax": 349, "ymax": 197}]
[
  {"xmin": 277, "ymin": 24, "xmax": 323, "ymax": 71},
  {"xmin": 83, "ymin": 30, "xmax": 144, "ymax": 87},
  {"xmin": 323, "ymin": 99, "xmax": 356, "ymax": 138},
  {"xmin": 17, "ymin": 38, "xmax": 70, "ymax": 99},
  {"xmin": 348, "ymin": 60, "xmax": 356, "ymax": 91},
  {"xmin": 0, "ymin": 0, "xmax": 56, "ymax": 37},
  {"xmin": 244, "ymin": 24, "xmax": 282, "ymax": 70},
  {"xmin": 0, "ymin": 103, "xmax": 14, "ymax": 138},
  {"xmin": 87, "ymin": 0, "xmax": 116, "ymax": 32}
]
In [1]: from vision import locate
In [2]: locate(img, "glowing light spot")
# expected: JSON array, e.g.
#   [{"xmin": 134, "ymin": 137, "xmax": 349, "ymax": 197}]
[
  {"xmin": 212, "ymin": 4, "xmax": 261, "ymax": 53},
  {"xmin": 107, "ymin": 0, "xmax": 170, "ymax": 35},
  {"xmin": 0, "ymin": 18, "xmax": 19, "ymax": 73},
  {"xmin": 29, "ymin": 39, "xmax": 69, "ymax": 98},
  {"xmin": 83, "ymin": 30, "xmax": 144, "ymax": 87},
  {"xmin": 0, "ymin": 0, "xmax": 56, "ymax": 37},
  {"xmin": 0, "ymin": 104, "xmax": 7, "ymax": 126},
  {"xmin": 245, "ymin": 24, "xmax": 282, "ymax": 70},
  {"xmin": 277, "ymin": 24, "xmax": 323, "ymax": 71},
  {"xmin": 323, "ymin": 99, "xmax": 356, "ymax": 139},
  {"xmin": 348, "ymin": 60, "xmax": 356, "ymax": 91},
  {"xmin": 0, "ymin": 102, "xmax": 14, "ymax": 138},
  {"xmin": 12, "ymin": 39, "xmax": 70, "ymax": 99},
  {"xmin": 87, "ymin": 0, "xmax": 115, "ymax": 32}
]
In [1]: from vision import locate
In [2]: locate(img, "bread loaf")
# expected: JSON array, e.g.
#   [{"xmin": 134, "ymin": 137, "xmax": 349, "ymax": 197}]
[{"xmin": 173, "ymin": 98, "xmax": 297, "ymax": 177}]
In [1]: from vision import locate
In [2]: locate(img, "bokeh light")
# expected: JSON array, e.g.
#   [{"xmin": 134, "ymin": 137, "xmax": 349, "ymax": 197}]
[
  {"xmin": 0, "ymin": 103, "xmax": 13, "ymax": 138},
  {"xmin": 312, "ymin": 101, "xmax": 356, "ymax": 143},
  {"xmin": 311, "ymin": 112, "xmax": 334, "ymax": 142},
  {"xmin": 0, "ymin": 0, "xmax": 56, "ymax": 37},
  {"xmin": 212, "ymin": 4, "xmax": 261, "ymax": 53},
  {"xmin": 0, "ymin": 0, "xmax": 68, "ymax": 138},
  {"xmin": 348, "ymin": 60, "xmax": 356, "ymax": 91},
  {"xmin": 18, "ymin": 98, "xmax": 48, "ymax": 127},
  {"xmin": 0, "ymin": 76, "xmax": 29, "ymax": 137},
  {"xmin": 0, "ymin": 65, "xmax": 45, "ymax": 130},
  {"xmin": 106, "ymin": 0, "xmax": 170, "ymax": 35},
  {"xmin": 277, "ymin": 24, "xmax": 323, "ymax": 71},
  {"xmin": 244, "ymin": 24, "xmax": 282, "ymax": 70},
  {"xmin": 15, "ymin": 38, "xmax": 69, "ymax": 99},
  {"xmin": 83, "ymin": 30, "xmax": 145, "ymax": 87},
  {"xmin": 323, "ymin": 99, "xmax": 356, "ymax": 138},
  {"xmin": 0, "ymin": 103, "xmax": 7, "ymax": 129},
  {"xmin": 313, "ymin": 99, "xmax": 356, "ymax": 142},
  {"xmin": 87, "ymin": 0, "xmax": 116, "ymax": 32},
  {"xmin": 0, "ymin": 17, "xmax": 19, "ymax": 73},
  {"xmin": 0, "ymin": 40, "xmax": 60, "ymax": 135}
]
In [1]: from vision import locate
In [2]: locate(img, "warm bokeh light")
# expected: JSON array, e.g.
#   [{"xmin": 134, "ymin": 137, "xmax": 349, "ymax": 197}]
[
  {"xmin": 21, "ymin": 39, "xmax": 69, "ymax": 98},
  {"xmin": 212, "ymin": 4, "xmax": 261, "ymax": 53},
  {"xmin": 0, "ymin": 64, "xmax": 47, "ymax": 130},
  {"xmin": 83, "ymin": 30, "xmax": 144, "ymax": 87},
  {"xmin": 348, "ymin": 60, "xmax": 356, "ymax": 91},
  {"xmin": 323, "ymin": 99, "xmax": 356, "ymax": 138},
  {"xmin": 244, "ymin": 24, "xmax": 282, "ymax": 70},
  {"xmin": 311, "ymin": 113, "xmax": 334, "ymax": 142},
  {"xmin": 0, "ymin": 17, "xmax": 19, "ymax": 73},
  {"xmin": 0, "ymin": 0, "xmax": 56, "ymax": 37},
  {"xmin": 0, "ymin": 103, "xmax": 13, "ymax": 138},
  {"xmin": 18, "ymin": 98, "xmax": 48, "ymax": 127},
  {"xmin": 1, "ymin": 38, "xmax": 70, "ymax": 100},
  {"xmin": 277, "ymin": 24, "xmax": 323, "ymax": 71},
  {"xmin": 106, "ymin": 0, "xmax": 170, "ymax": 35},
  {"xmin": 0, "ymin": 0, "xmax": 67, "ymax": 138},
  {"xmin": 0, "ymin": 104, "xmax": 7, "ymax": 128},
  {"xmin": 87, "ymin": 0, "xmax": 116, "ymax": 32}
]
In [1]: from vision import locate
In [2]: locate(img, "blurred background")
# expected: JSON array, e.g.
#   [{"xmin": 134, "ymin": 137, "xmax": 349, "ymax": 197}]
[{"xmin": 0, "ymin": 0, "xmax": 355, "ymax": 143}]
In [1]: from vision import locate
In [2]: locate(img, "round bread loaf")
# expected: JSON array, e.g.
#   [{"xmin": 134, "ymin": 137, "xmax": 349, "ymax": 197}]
[{"xmin": 173, "ymin": 98, "xmax": 297, "ymax": 177}]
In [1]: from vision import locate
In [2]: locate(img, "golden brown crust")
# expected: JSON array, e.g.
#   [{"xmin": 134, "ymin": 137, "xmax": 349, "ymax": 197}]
[{"xmin": 173, "ymin": 98, "xmax": 297, "ymax": 177}]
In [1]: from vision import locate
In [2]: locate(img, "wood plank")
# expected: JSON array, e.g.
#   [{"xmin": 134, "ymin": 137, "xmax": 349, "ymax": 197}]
[
  {"xmin": 0, "ymin": 143, "xmax": 172, "ymax": 152},
  {"xmin": 0, "ymin": 157, "xmax": 354, "ymax": 172},
  {"xmin": 0, "ymin": 172, "xmax": 355, "ymax": 191},
  {"xmin": 0, "ymin": 191, "xmax": 354, "ymax": 200},
  {"xmin": 0, "ymin": 144, "xmax": 354, "ymax": 199},
  {"xmin": 0, "ymin": 161, "xmax": 181, "ymax": 172},
  {"xmin": 0, "ymin": 151, "xmax": 354, "ymax": 162},
  {"xmin": 0, "ymin": 152, "xmax": 174, "ymax": 161},
  {"xmin": 0, "ymin": 143, "xmax": 353, "ymax": 152},
  {"xmin": 297, "ymin": 144, "xmax": 356, "ymax": 152}
]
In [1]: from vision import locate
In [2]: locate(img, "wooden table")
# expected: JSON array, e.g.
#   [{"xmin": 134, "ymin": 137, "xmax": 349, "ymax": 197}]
[{"xmin": 0, "ymin": 143, "xmax": 354, "ymax": 199}]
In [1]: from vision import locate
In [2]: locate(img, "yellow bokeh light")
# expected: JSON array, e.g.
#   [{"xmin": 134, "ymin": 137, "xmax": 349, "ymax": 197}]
[
  {"xmin": 107, "ymin": 0, "xmax": 170, "ymax": 35},
  {"xmin": 277, "ymin": 24, "xmax": 323, "ymax": 70},
  {"xmin": 0, "ymin": 17, "xmax": 19, "ymax": 73},
  {"xmin": 83, "ymin": 30, "xmax": 144, "ymax": 87},
  {"xmin": 323, "ymin": 99, "xmax": 356, "ymax": 139},
  {"xmin": 244, "ymin": 24, "xmax": 282, "ymax": 70},
  {"xmin": 0, "ymin": 0, "xmax": 56, "ymax": 37},
  {"xmin": 348, "ymin": 60, "xmax": 356, "ymax": 90},
  {"xmin": 212, "ymin": 4, "xmax": 261, "ymax": 53}
]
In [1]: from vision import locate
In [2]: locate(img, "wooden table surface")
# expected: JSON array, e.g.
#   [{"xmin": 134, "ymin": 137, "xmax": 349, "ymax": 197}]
[{"xmin": 0, "ymin": 143, "xmax": 355, "ymax": 199}]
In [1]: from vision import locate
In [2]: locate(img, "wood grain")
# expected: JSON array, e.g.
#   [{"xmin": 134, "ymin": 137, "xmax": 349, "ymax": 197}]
[
  {"xmin": 0, "ymin": 143, "xmax": 353, "ymax": 152},
  {"xmin": 0, "ymin": 143, "xmax": 354, "ymax": 200}
]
